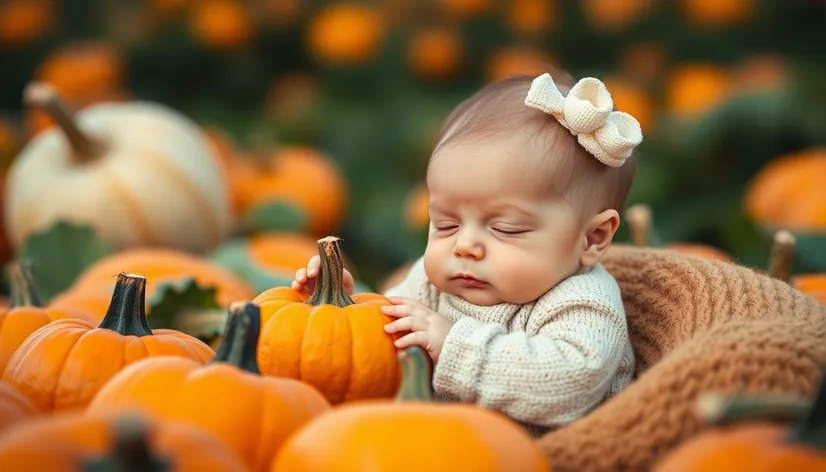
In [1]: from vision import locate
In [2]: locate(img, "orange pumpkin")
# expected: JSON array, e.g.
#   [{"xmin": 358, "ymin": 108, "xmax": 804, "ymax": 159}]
[
  {"xmin": 0, "ymin": 380, "xmax": 37, "ymax": 433},
  {"xmin": 2, "ymin": 273, "xmax": 215, "ymax": 413},
  {"xmin": 0, "ymin": 411, "xmax": 249, "ymax": 471},
  {"xmin": 306, "ymin": 3, "xmax": 385, "ymax": 65},
  {"xmin": 580, "ymin": 0, "xmax": 650, "ymax": 32},
  {"xmin": 653, "ymin": 383, "xmax": 826, "ymax": 470},
  {"xmin": 744, "ymin": 148, "xmax": 826, "ymax": 232},
  {"xmin": 50, "ymin": 248, "xmax": 255, "ymax": 316},
  {"xmin": 89, "ymin": 302, "xmax": 330, "ymax": 472},
  {"xmin": 270, "ymin": 346, "xmax": 552, "ymax": 471},
  {"xmin": 0, "ymin": 262, "xmax": 99, "ymax": 373},
  {"xmin": 680, "ymin": 0, "xmax": 754, "ymax": 28},
  {"xmin": 625, "ymin": 203, "xmax": 735, "ymax": 263},
  {"xmin": 665, "ymin": 63, "xmax": 731, "ymax": 120},
  {"xmin": 230, "ymin": 146, "xmax": 348, "ymax": 236},
  {"xmin": 0, "ymin": 0, "xmax": 56, "ymax": 48},
  {"xmin": 253, "ymin": 236, "xmax": 399, "ymax": 405},
  {"xmin": 407, "ymin": 26, "xmax": 463, "ymax": 80},
  {"xmin": 189, "ymin": 0, "xmax": 254, "ymax": 51}
]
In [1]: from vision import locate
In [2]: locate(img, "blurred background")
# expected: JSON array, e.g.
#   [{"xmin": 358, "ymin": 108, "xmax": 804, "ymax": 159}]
[{"xmin": 0, "ymin": 0, "xmax": 824, "ymax": 298}]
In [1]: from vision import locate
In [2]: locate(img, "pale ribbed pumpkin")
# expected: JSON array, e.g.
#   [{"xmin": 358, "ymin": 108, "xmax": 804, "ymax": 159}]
[{"xmin": 4, "ymin": 82, "xmax": 232, "ymax": 254}]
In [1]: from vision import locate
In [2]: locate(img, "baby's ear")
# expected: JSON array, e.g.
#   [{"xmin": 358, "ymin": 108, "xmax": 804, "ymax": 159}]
[{"xmin": 580, "ymin": 209, "xmax": 620, "ymax": 267}]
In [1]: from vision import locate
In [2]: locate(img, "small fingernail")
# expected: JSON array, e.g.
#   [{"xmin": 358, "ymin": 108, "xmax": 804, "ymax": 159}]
[
  {"xmin": 384, "ymin": 325, "xmax": 393, "ymax": 333},
  {"xmin": 307, "ymin": 268, "xmax": 316, "ymax": 276},
  {"xmin": 394, "ymin": 340, "xmax": 403, "ymax": 347},
  {"xmin": 380, "ymin": 306, "xmax": 391, "ymax": 312}
]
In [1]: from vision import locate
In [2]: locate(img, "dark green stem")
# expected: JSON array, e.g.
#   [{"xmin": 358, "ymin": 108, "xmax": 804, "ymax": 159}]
[
  {"xmin": 7, "ymin": 260, "xmax": 44, "ymax": 308},
  {"xmin": 696, "ymin": 392, "xmax": 809, "ymax": 426},
  {"xmin": 98, "ymin": 274, "xmax": 153, "ymax": 337},
  {"xmin": 306, "ymin": 236, "xmax": 355, "ymax": 307},
  {"xmin": 211, "ymin": 302, "xmax": 261, "ymax": 374},
  {"xmin": 395, "ymin": 346, "xmax": 433, "ymax": 402},
  {"xmin": 83, "ymin": 414, "xmax": 170, "ymax": 472},
  {"xmin": 787, "ymin": 370, "xmax": 826, "ymax": 449}
]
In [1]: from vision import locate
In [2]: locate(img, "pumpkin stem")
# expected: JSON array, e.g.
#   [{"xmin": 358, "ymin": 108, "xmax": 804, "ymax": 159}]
[
  {"xmin": 306, "ymin": 236, "xmax": 355, "ymax": 308},
  {"xmin": 23, "ymin": 82, "xmax": 106, "ymax": 163},
  {"xmin": 767, "ymin": 230, "xmax": 795, "ymax": 283},
  {"xmin": 695, "ymin": 392, "xmax": 809, "ymax": 425},
  {"xmin": 6, "ymin": 260, "xmax": 44, "ymax": 308},
  {"xmin": 83, "ymin": 414, "xmax": 170, "ymax": 472},
  {"xmin": 395, "ymin": 346, "xmax": 433, "ymax": 402},
  {"xmin": 787, "ymin": 369, "xmax": 826, "ymax": 450},
  {"xmin": 625, "ymin": 203, "xmax": 663, "ymax": 248},
  {"xmin": 211, "ymin": 302, "xmax": 261, "ymax": 374},
  {"xmin": 98, "ymin": 273, "xmax": 153, "ymax": 337}
]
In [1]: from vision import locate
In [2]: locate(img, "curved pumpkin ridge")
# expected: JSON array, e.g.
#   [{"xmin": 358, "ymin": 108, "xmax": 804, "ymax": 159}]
[
  {"xmin": 299, "ymin": 304, "xmax": 354, "ymax": 405},
  {"xmin": 137, "ymin": 146, "xmax": 224, "ymax": 248},
  {"xmin": 101, "ymin": 167, "xmax": 159, "ymax": 246},
  {"xmin": 0, "ymin": 381, "xmax": 37, "ymax": 433},
  {"xmin": 2, "ymin": 319, "xmax": 91, "ymax": 412}
]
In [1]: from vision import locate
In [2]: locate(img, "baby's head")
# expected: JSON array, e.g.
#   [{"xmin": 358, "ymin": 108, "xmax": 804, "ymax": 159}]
[{"xmin": 422, "ymin": 69, "xmax": 642, "ymax": 306}]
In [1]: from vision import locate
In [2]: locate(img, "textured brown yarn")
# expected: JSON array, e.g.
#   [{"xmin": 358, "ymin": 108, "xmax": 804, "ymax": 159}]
[{"xmin": 537, "ymin": 245, "xmax": 826, "ymax": 472}]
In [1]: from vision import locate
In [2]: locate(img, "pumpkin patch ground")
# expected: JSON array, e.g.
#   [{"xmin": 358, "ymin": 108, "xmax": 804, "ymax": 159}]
[{"xmin": 0, "ymin": 3, "xmax": 825, "ymax": 470}]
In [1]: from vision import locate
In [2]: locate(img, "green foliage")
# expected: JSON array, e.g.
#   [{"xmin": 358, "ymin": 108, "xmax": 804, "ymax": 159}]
[
  {"xmin": 239, "ymin": 201, "xmax": 308, "ymax": 234},
  {"xmin": 15, "ymin": 221, "xmax": 115, "ymax": 302},
  {"xmin": 148, "ymin": 277, "xmax": 231, "ymax": 345}
]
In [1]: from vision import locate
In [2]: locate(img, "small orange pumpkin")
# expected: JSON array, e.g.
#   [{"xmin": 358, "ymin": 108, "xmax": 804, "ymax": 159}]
[
  {"xmin": 0, "ymin": 380, "xmax": 37, "ymax": 433},
  {"xmin": 270, "ymin": 346, "xmax": 551, "ymax": 471},
  {"xmin": 89, "ymin": 302, "xmax": 330, "ymax": 472},
  {"xmin": 744, "ymin": 148, "xmax": 826, "ymax": 232},
  {"xmin": 0, "ymin": 411, "xmax": 249, "ymax": 471},
  {"xmin": 2, "ymin": 273, "xmax": 215, "ymax": 413},
  {"xmin": 306, "ymin": 3, "xmax": 385, "ymax": 65},
  {"xmin": 230, "ymin": 145, "xmax": 348, "ymax": 236},
  {"xmin": 0, "ymin": 261, "xmax": 99, "ymax": 373},
  {"xmin": 50, "ymin": 248, "xmax": 255, "ymax": 316},
  {"xmin": 253, "ymin": 236, "xmax": 399, "ymax": 405},
  {"xmin": 653, "ymin": 383, "xmax": 826, "ymax": 470}
]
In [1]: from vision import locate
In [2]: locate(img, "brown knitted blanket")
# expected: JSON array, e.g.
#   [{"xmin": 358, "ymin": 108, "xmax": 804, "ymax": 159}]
[{"xmin": 537, "ymin": 245, "xmax": 826, "ymax": 472}]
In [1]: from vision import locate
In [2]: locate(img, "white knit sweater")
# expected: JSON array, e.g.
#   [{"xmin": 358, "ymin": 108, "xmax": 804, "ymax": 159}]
[{"xmin": 384, "ymin": 257, "xmax": 635, "ymax": 436}]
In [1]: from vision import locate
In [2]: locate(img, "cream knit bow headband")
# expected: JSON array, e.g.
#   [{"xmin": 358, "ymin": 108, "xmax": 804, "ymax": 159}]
[{"xmin": 524, "ymin": 73, "xmax": 643, "ymax": 168}]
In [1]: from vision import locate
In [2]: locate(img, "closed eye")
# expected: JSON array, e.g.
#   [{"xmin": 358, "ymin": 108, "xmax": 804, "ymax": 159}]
[{"xmin": 492, "ymin": 228, "xmax": 528, "ymax": 235}]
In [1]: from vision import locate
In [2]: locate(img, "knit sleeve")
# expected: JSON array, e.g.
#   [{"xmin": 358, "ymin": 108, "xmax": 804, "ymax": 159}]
[
  {"xmin": 431, "ymin": 268, "xmax": 630, "ymax": 427},
  {"xmin": 382, "ymin": 257, "xmax": 440, "ymax": 310}
]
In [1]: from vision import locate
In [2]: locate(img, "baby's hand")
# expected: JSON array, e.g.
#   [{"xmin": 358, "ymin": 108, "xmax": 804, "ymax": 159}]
[
  {"xmin": 292, "ymin": 255, "xmax": 355, "ymax": 296},
  {"xmin": 382, "ymin": 297, "xmax": 453, "ymax": 363}
]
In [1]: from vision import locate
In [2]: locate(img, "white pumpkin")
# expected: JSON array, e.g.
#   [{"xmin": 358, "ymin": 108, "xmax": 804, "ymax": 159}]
[{"xmin": 4, "ymin": 82, "xmax": 232, "ymax": 253}]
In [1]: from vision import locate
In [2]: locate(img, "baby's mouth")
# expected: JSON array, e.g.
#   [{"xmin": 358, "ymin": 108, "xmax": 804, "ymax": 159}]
[{"xmin": 452, "ymin": 273, "xmax": 488, "ymax": 288}]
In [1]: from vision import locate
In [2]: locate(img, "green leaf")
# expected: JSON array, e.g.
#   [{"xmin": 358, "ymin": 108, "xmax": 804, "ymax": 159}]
[
  {"xmin": 240, "ymin": 201, "xmax": 307, "ymax": 234},
  {"xmin": 17, "ymin": 221, "xmax": 115, "ymax": 302},
  {"xmin": 148, "ymin": 278, "xmax": 221, "ymax": 332}
]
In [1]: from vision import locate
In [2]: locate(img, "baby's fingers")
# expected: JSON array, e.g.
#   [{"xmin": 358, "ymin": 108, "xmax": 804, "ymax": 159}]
[
  {"xmin": 306, "ymin": 256, "xmax": 321, "ymax": 277},
  {"xmin": 384, "ymin": 317, "xmax": 428, "ymax": 334}
]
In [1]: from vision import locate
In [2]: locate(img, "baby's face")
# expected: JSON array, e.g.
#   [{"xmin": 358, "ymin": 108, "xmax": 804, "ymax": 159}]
[{"xmin": 423, "ymin": 132, "xmax": 587, "ymax": 306}]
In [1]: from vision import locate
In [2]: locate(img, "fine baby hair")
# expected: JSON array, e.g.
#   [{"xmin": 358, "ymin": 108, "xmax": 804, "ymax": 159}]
[{"xmin": 431, "ymin": 67, "xmax": 643, "ymax": 216}]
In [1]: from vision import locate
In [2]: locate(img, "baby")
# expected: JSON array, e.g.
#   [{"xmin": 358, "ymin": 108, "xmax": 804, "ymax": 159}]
[{"xmin": 293, "ymin": 68, "xmax": 642, "ymax": 437}]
